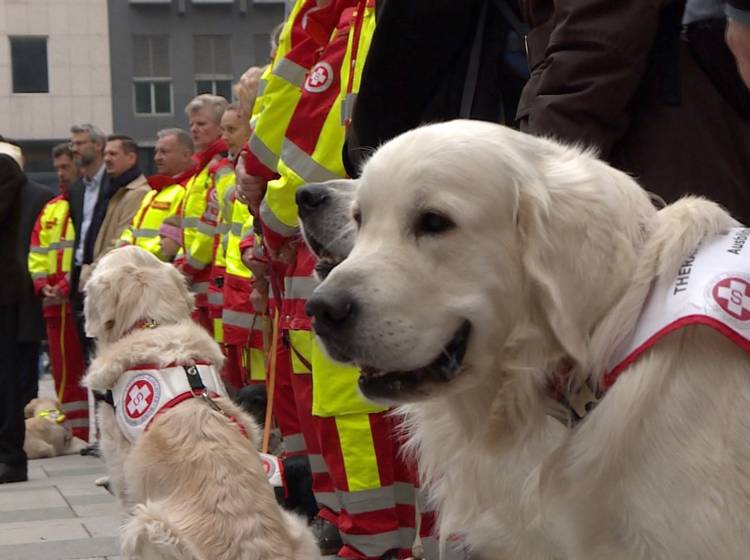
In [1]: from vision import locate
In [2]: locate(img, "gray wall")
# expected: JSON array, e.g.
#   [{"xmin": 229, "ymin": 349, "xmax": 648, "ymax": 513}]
[{"xmin": 108, "ymin": 0, "xmax": 284, "ymax": 153}]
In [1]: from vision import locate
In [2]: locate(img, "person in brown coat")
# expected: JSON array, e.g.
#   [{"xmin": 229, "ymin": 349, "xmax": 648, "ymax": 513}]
[
  {"xmin": 79, "ymin": 135, "xmax": 150, "ymax": 287},
  {"xmin": 518, "ymin": 0, "xmax": 750, "ymax": 224}
]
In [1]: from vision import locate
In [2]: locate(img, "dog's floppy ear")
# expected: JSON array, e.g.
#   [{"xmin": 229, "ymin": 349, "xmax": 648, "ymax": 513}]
[
  {"xmin": 516, "ymin": 158, "xmax": 649, "ymax": 365},
  {"xmin": 165, "ymin": 262, "xmax": 195, "ymax": 314},
  {"xmin": 83, "ymin": 266, "xmax": 116, "ymax": 339}
]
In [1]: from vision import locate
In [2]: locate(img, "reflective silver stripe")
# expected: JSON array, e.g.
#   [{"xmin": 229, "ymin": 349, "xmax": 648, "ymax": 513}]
[
  {"xmin": 196, "ymin": 220, "xmax": 215, "ymax": 236},
  {"xmin": 61, "ymin": 401, "xmax": 88, "ymax": 412},
  {"xmin": 30, "ymin": 246, "xmax": 48, "ymax": 254},
  {"xmin": 314, "ymin": 491, "xmax": 341, "ymax": 513},
  {"xmin": 191, "ymin": 281, "xmax": 210, "ymax": 294},
  {"xmin": 216, "ymin": 223, "xmax": 231, "ymax": 235},
  {"xmin": 31, "ymin": 272, "xmax": 47, "ymax": 280},
  {"xmin": 182, "ymin": 217, "xmax": 199, "ymax": 228},
  {"xmin": 50, "ymin": 240, "xmax": 75, "ymax": 250},
  {"xmin": 281, "ymin": 139, "xmax": 340, "ymax": 183},
  {"xmin": 249, "ymin": 133, "xmax": 279, "ymax": 172},
  {"xmin": 207, "ymin": 291, "xmax": 223, "ymax": 306},
  {"xmin": 394, "ymin": 481, "xmax": 415, "ymax": 506},
  {"xmin": 230, "ymin": 222, "xmax": 243, "ymax": 236},
  {"xmin": 132, "ymin": 228, "xmax": 159, "ymax": 238},
  {"xmin": 260, "ymin": 199, "xmax": 299, "ymax": 239},
  {"xmin": 282, "ymin": 433, "xmax": 306, "ymax": 454},
  {"xmin": 223, "ymin": 310, "xmax": 256, "ymax": 329},
  {"xmin": 256, "ymin": 77, "xmax": 267, "ymax": 97},
  {"xmin": 340, "ymin": 528, "xmax": 412, "ymax": 558},
  {"xmin": 67, "ymin": 418, "xmax": 90, "ymax": 429},
  {"xmin": 308, "ymin": 453, "xmax": 327, "ymax": 474},
  {"xmin": 273, "ymin": 57, "xmax": 307, "ymax": 86},
  {"xmin": 186, "ymin": 255, "xmax": 209, "ymax": 271},
  {"xmin": 340, "ymin": 92, "xmax": 358, "ymax": 125},
  {"xmin": 339, "ymin": 485, "xmax": 406, "ymax": 515},
  {"xmin": 241, "ymin": 226, "xmax": 256, "ymax": 243},
  {"xmin": 284, "ymin": 276, "xmax": 319, "ymax": 300}
]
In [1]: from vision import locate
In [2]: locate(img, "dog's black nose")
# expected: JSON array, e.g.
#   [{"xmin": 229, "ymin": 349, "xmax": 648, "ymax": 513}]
[
  {"xmin": 305, "ymin": 288, "xmax": 357, "ymax": 334},
  {"xmin": 296, "ymin": 183, "xmax": 329, "ymax": 218}
]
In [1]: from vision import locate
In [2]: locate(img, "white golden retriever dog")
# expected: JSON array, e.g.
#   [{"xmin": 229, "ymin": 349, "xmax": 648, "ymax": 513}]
[
  {"xmin": 83, "ymin": 246, "xmax": 319, "ymax": 560},
  {"xmin": 300, "ymin": 120, "xmax": 750, "ymax": 559}
]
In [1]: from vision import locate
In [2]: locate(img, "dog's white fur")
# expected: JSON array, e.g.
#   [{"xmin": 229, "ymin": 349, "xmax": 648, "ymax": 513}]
[
  {"xmin": 83, "ymin": 246, "xmax": 319, "ymax": 560},
  {"xmin": 309, "ymin": 120, "xmax": 750, "ymax": 559}
]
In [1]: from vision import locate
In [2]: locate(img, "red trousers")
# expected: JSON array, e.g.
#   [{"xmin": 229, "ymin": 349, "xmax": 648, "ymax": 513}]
[
  {"xmin": 191, "ymin": 306, "xmax": 212, "ymax": 335},
  {"xmin": 45, "ymin": 305, "xmax": 89, "ymax": 441}
]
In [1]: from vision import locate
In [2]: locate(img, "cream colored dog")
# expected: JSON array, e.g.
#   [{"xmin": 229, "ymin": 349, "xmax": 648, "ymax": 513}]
[
  {"xmin": 83, "ymin": 246, "xmax": 319, "ymax": 560},
  {"xmin": 23, "ymin": 397, "xmax": 83, "ymax": 459},
  {"xmin": 303, "ymin": 120, "xmax": 750, "ymax": 559}
]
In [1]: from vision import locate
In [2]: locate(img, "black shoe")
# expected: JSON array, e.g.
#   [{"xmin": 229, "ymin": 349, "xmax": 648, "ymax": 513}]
[
  {"xmin": 80, "ymin": 441, "xmax": 100, "ymax": 457},
  {"xmin": 311, "ymin": 515, "xmax": 343, "ymax": 556},
  {"xmin": 0, "ymin": 463, "xmax": 28, "ymax": 484}
]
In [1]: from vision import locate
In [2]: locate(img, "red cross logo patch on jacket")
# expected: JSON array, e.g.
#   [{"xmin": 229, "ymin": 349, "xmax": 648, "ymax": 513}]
[
  {"xmin": 712, "ymin": 276, "xmax": 750, "ymax": 321},
  {"xmin": 305, "ymin": 61, "xmax": 334, "ymax": 93}
]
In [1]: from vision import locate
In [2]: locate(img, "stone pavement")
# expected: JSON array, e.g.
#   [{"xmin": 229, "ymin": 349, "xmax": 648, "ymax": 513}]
[
  {"xmin": 0, "ymin": 454, "xmax": 120, "ymax": 560},
  {"xmin": 0, "ymin": 375, "xmax": 340, "ymax": 560}
]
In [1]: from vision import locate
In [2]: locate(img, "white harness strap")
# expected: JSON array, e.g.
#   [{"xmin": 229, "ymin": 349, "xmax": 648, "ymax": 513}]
[
  {"xmin": 606, "ymin": 227, "xmax": 750, "ymax": 386},
  {"xmin": 111, "ymin": 363, "xmax": 227, "ymax": 443}
]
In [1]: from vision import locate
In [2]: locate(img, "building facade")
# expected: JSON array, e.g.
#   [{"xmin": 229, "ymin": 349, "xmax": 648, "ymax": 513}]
[
  {"xmin": 0, "ymin": 0, "xmax": 113, "ymax": 183},
  {"xmin": 108, "ymin": 0, "xmax": 285, "ymax": 173},
  {"xmin": 0, "ymin": 0, "xmax": 284, "ymax": 182}
]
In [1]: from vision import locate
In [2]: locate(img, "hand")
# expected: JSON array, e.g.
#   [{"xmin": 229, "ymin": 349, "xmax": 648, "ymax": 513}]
[
  {"xmin": 250, "ymin": 287, "xmax": 268, "ymax": 314},
  {"xmin": 274, "ymin": 239, "xmax": 296, "ymax": 266},
  {"xmin": 41, "ymin": 285, "xmax": 58, "ymax": 298},
  {"xmin": 727, "ymin": 18, "xmax": 750, "ymax": 89},
  {"xmin": 235, "ymin": 155, "xmax": 266, "ymax": 214},
  {"xmin": 242, "ymin": 248, "xmax": 268, "ymax": 278},
  {"xmin": 234, "ymin": 66, "xmax": 263, "ymax": 118}
]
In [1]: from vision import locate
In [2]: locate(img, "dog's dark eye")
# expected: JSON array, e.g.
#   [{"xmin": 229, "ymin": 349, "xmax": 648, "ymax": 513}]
[
  {"xmin": 416, "ymin": 211, "xmax": 455, "ymax": 235},
  {"xmin": 352, "ymin": 208, "xmax": 362, "ymax": 228}
]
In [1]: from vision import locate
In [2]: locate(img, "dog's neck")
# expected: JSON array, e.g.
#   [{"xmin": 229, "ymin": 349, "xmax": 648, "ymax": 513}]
[{"xmin": 122, "ymin": 317, "xmax": 159, "ymax": 338}]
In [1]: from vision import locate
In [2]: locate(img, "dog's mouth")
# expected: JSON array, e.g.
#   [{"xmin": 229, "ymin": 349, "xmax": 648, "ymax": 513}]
[
  {"xmin": 302, "ymin": 229, "xmax": 347, "ymax": 280},
  {"xmin": 356, "ymin": 321, "xmax": 472, "ymax": 402}
]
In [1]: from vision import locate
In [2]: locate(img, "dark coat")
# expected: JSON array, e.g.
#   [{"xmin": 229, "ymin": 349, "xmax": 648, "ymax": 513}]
[
  {"xmin": 0, "ymin": 156, "xmax": 55, "ymax": 340},
  {"xmin": 518, "ymin": 0, "xmax": 750, "ymax": 224},
  {"xmin": 343, "ymin": 0, "xmax": 525, "ymax": 177}
]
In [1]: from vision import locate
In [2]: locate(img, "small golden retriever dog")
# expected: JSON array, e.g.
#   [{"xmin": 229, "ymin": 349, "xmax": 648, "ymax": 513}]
[
  {"xmin": 300, "ymin": 120, "xmax": 750, "ymax": 559},
  {"xmin": 83, "ymin": 246, "xmax": 319, "ymax": 560},
  {"xmin": 24, "ymin": 397, "xmax": 81, "ymax": 459}
]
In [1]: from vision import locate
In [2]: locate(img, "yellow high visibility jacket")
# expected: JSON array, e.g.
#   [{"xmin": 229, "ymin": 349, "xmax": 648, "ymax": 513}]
[
  {"xmin": 260, "ymin": 0, "xmax": 375, "ymax": 252},
  {"xmin": 277, "ymin": 1, "xmax": 381, "ymax": 417},
  {"xmin": 28, "ymin": 194, "xmax": 76, "ymax": 316},
  {"xmin": 244, "ymin": 0, "xmax": 322, "ymax": 182},
  {"xmin": 208, "ymin": 159, "xmax": 236, "ymax": 342},
  {"xmin": 118, "ymin": 175, "xmax": 185, "ymax": 260},
  {"xmin": 181, "ymin": 139, "xmax": 228, "ymax": 305}
]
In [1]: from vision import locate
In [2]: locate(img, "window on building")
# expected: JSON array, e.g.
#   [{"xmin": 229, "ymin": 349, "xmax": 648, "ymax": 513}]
[
  {"xmin": 10, "ymin": 36, "xmax": 49, "ymax": 94},
  {"xmin": 194, "ymin": 35, "xmax": 232, "ymax": 100},
  {"xmin": 133, "ymin": 35, "xmax": 172, "ymax": 115}
]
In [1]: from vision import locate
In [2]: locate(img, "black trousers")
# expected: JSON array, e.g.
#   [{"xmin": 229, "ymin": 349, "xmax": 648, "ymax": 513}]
[
  {"xmin": 20, "ymin": 341, "xmax": 40, "ymax": 405},
  {"xmin": 0, "ymin": 306, "xmax": 27, "ymax": 468}
]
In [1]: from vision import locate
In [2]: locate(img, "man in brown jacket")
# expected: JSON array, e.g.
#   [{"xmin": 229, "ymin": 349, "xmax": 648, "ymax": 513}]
[
  {"xmin": 518, "ymin": 0, "xmax": 750, "ymax": 224},
  {"xmin": 80, "ymin": 135, "xmax": 150, "ymax": 286}
]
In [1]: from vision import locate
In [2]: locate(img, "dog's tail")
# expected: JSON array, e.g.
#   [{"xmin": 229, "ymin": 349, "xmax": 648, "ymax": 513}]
[
  {"xmin": 120, "ymin": 501, "xmax": 205, "ymax": 560},
  {"xmin": 588, "ymin": 196, "xmax": 738, "ymax": 379}
]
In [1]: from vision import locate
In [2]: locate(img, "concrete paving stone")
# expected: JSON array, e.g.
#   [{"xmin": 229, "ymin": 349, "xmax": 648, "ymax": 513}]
[
  {"xmin": 40, "ymin": 466, "xmax": 108, "ymax": 478},
  {"xmin": 65, "ymin": 493, "xmax": 115, "ymax": 506},
  {"xmin": 0, "ymin": 518, "xmax": 90, "ymax": 545},
  {"xmin": 0, "ymin": 488, "xmax": 67, "ymax": 512},
  {"xmin": 82, "ymin": 515, "xmax": 121, "ymax": 539},
  {"xmin": 0, "ymin": 506, "xmax": 75, "ymax": 524},
  {"xmin": 70, "ymin": 501, "xmax": 118, "ymax": 519},
  {"xmin": 0, "ymin": 536, "xmax": 120, "ymax": 560}
]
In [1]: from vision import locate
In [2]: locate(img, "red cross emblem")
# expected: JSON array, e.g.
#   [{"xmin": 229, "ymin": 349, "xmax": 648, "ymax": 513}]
[
  {"xmin": 712, "ymin": 277, "xmax": 750, "ymax": 321},
  {"xmin": 305, "ymin": 62, "xmax": 334, "ymax": 93},
  {"xmin": 125, "ymin": 379, "xmax": 156, "ymax": 420}
]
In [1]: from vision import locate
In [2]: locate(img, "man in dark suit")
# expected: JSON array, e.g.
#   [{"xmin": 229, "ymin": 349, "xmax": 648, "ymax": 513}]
[
  {"xmin": 0, "ymin": 147, "xmax": 55, "ymax": 483},
  {"xmin": 67, "ymin": 124, "xmax": 107, "ymax": 353}
]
